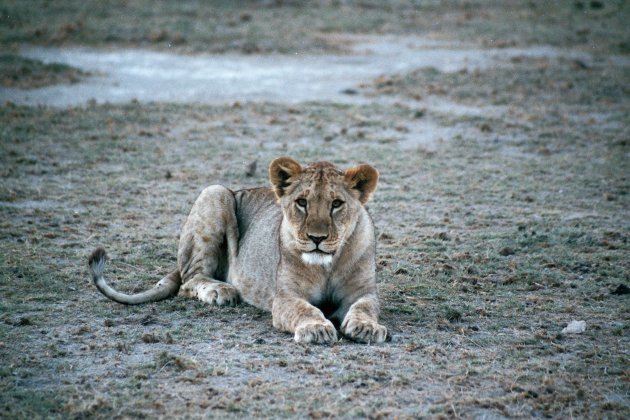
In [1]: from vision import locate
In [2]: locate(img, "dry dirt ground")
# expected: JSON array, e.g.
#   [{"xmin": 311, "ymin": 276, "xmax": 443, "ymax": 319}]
[{"xmin": 1, "ymin": 1, "xmax": 629, "ymax": 419}]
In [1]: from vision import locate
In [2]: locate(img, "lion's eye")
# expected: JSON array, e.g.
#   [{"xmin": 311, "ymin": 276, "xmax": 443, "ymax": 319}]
[
  {"xmin": 296, "ymin": 198, "xmax": 307, "ymax": 208},
  {"xmin": 331, "ymin": 199, "xmax": 344, "ymax": 209}
]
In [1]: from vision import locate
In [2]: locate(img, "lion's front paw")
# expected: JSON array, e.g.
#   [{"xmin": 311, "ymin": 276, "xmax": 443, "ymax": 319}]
[
  {"xmin": 341, "ymin": 317, "xmax": 388, "ymax": 344},
  {"xmin": 198, "ymin": 283, "xmax": 239, "ymax": 306},
  {"xmin": 294, "ymin": 320, "xmax": 338, "ymax": 344}
]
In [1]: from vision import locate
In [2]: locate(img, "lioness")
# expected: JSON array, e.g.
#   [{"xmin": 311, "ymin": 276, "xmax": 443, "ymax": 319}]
[{"xmin": 89, "ymin": 157, "xmax": 387, "ymax": 344}]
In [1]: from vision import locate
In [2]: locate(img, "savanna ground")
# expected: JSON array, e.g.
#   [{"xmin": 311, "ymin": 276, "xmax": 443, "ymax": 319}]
[{"xmin": 1, "ymin": 1, "xmax": 629, "ymax": 418}]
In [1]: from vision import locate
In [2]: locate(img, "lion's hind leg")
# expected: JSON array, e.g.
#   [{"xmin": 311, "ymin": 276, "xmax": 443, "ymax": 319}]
[{"xmin": 177, "ymin": 185, "xmax": 240, "ymax": 307}]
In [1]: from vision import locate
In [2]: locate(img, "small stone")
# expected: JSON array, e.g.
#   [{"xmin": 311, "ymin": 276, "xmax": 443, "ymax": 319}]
[{"xmin": 561, "ymin": 320, "xmax": 586, "ymax": 334}]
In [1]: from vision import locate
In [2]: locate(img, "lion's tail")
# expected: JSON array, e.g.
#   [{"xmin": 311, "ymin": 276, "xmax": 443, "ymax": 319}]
[{"xmin": 88, "ymin": 247, "xmax": 181, "ymax": 305}]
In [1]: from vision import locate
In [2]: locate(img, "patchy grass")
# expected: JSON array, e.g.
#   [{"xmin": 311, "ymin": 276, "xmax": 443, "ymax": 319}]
[
  {"xmin": 3, "ymin": 1, "xmax": 628, "ymax": 90},
  {"xmin": 365, "ymin": 56, "xmax": 630, "ymax": 107},
  {"xmin": 1, "ymin": 0, "xmax": 628, "ymax": 54},
  {"xmin": 0, "ymin": 54, "xmax": 87, "ymax": 88},
  {"xmin": 1, "ymin": 60, "xmax": 628, "ymax": 416}
]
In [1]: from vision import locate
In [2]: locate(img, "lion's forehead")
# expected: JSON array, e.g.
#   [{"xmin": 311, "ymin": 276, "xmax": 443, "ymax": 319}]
[
  {"xmin": 297, "ymin": 164, "xmax": 345, "ymax": 198},
  {"xmin": 299, "ymin": 180, "xmax": 344, "ymax": 200},
  {"xmin": 303, "ymin": 163, "xmax": 343, "ymax": 179}
]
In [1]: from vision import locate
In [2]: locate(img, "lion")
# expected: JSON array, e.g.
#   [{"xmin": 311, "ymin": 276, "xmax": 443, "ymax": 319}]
[{"xmin": 89, "ymin": 157, "xmax": 387, "ymax": 344}]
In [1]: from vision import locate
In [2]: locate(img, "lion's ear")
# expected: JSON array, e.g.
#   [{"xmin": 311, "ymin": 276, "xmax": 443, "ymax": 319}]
[
  {"xmin": 269, "ymin": 157, "xmax": 302, "ymax": 198},
  {"xmin": 345, "ymin": 164, "xmax": 379, "ymax": 205}
]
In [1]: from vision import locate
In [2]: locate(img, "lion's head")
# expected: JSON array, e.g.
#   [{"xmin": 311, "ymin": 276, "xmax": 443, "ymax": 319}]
[{"xmin": 268, "ymin": 157, "xmax": 378, "ymax": 265}]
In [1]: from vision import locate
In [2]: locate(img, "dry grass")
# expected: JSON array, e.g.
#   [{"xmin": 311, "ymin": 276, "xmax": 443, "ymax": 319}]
[
  {"xmin": 1, "ymin": 1, "xmax": 629, "ymax": 55},
  {"xmin": 1, "ymin": 75, "xmax": 628, "ymax": 416},
  {"xmin": 0, "ymin": 54, "xmax": 88, "ymax": 88}
]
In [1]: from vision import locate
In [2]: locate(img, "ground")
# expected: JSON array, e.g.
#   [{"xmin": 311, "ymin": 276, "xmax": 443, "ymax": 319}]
[{"xmin": 0, "ymin": 1, "xmax": 629, "ymax": 419}]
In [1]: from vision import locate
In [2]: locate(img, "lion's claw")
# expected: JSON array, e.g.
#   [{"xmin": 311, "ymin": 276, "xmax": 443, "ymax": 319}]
[
  {"xmin": 294, "ymin": 320, "xmax": 338, "ymax": 344},
  {"xmin": 341, "ymin": 318, "xmax": 387, "ymax": 343}
]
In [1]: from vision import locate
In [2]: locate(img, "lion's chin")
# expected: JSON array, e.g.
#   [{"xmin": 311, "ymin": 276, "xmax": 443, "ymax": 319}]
[{"xmin": 301, "ymin": 252, "xmax": 333, "ymax": 266}]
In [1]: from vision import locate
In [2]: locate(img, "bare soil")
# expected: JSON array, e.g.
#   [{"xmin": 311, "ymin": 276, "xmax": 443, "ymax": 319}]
[{"xmin": 0, "ymin": 1, "xmax": 628, "ymax": 419}]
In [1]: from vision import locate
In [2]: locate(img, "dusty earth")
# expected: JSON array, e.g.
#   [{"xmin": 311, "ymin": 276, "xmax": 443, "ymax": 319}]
[{"xmin": 1, "ymin": 1, "xmax": 629, "ymax": 419}]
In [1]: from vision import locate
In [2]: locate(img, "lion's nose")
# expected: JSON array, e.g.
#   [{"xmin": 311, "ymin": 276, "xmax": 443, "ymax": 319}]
[{"xmin": 308, "ymin": 234, "xmax": 328, "ymax": 245}]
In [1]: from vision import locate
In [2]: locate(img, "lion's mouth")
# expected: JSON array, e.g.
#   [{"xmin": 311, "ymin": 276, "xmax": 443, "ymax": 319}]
[{"xmin": 308, "ymin": 249, "xmax": 334, "ymax": 256}]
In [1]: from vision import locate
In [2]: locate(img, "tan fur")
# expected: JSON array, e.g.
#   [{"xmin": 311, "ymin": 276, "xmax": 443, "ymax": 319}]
[{"xmin": 89, "ymin": 157, "xmax": 387, "ymax": 344}]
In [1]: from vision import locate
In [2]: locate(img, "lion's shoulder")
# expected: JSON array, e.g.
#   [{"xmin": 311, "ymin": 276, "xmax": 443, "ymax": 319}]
[
  {"xmin": 234, "ymin": 187, "xmax": 280, "ymax": 227},
  {"xmin": 235, "ymin": 187, "xmax": 277, "ymax": 208}
]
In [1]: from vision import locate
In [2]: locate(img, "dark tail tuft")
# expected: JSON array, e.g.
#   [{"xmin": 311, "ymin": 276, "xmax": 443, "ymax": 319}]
[
  {"xmin": 88, "ymin": 247, "xmax": 107, "ymax": 277},
  {"xmin": 89, "ymin": 247, "xmax": 107, "ymax": 265}
]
